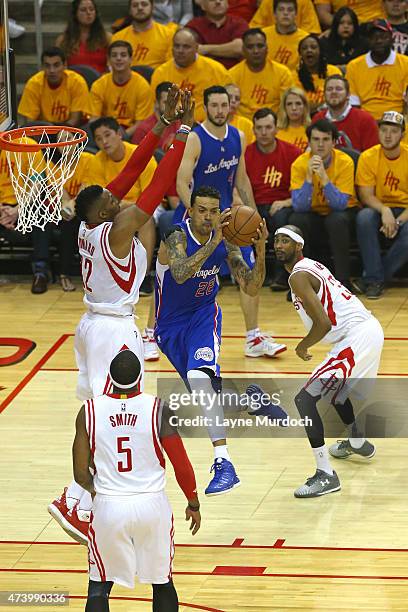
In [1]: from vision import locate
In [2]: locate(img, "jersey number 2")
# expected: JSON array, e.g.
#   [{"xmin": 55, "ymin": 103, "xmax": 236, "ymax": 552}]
[
  {"xmin": 82, "ymin": 257, "xmax": 93, "ymax": 293},
  {"xmin": 117, "ymin": 436, "xmax": 133, "ymax": 472}
]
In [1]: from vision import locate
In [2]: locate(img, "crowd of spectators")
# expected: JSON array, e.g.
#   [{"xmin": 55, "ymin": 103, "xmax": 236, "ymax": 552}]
[{"xmin": 1, "ymin": 0, "xmax": 407, "ymax": 300}]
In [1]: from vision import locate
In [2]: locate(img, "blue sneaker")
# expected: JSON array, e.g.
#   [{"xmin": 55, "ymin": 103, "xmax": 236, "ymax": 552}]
[
  {"xmin": 204, "ymin": 458, "xmax": 241, "ymax": 496},
  {"xmin": 245, "ymin": 384, "xmax": 289, "ymax": 426}
]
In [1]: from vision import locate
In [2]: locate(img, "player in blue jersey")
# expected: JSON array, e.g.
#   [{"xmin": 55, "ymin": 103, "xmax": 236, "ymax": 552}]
[
  {"xmin": 155, "ymin": 185, "xmax": 288, "ymax": 496},
  {"xmin": 176, "ymin": 85, "xmax": 287, "ymax": 359}
]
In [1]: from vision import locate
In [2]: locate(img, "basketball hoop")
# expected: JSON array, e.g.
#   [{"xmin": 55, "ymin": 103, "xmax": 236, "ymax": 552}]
[{"xmin": 0, "ymin": 125, "xmax": 88, "ymax": 233}]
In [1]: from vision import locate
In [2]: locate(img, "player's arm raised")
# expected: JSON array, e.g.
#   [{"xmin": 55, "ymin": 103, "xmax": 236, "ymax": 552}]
[
  {"xmin": 108, "ymin": 91, "xmax": 195, "ymax": 257},
  {"xmin": 164, "ymin": 210, "xmax": 230, "ymax": 284},
  {"xmin": 225, "ymin": 221, "xmax": 267, "ymax": 296},
  {"xmin": 234, "ymin": 133, "xmax": 256, "ymax": 210},
  {"xmin": 72, "ymin": 406, "xmax": 95, "ymax": 497},
  {"xmin": 176, "ymin": 131, "xmax": 201, "ymax": 208},
  {"xmin": 289, "ymin": 271, "xmax": 332, "ymax": 361}
]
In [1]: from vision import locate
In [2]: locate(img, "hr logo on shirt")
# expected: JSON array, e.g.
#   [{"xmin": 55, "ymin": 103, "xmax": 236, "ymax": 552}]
[
  {"xmin": 114, "ymin": 100, "xmax": 128, "ymax": 120},
  {"xmin": 51, "ymin": 101, "xmax": 68, "ymax": 121},
  {"xmin": 251, "ymin": 84, "xmax": 268, "ymax": 105},
  {"xmin": 384, "ymin": 171, "xmax": 400, "ymax": 192},
  {"xmin": 275, "ymin": 46, "xmax": 292, "ymax": 65},
  {"xmin": 263, "ymin": 165, "xmax": 282, "ymax": 187},
  {"xmin": 133, "ymin": 43, "xmax": 149, "ymax": 62},
  {"xmin": 374, "ymin": 76, "xmax": 391, "ymax": 97}
]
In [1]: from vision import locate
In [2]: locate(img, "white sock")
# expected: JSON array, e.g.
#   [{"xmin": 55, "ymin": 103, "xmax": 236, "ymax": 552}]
[
  {"xmin": 246, "ymin": 328, "xmax": 260, "ymax": 341},
  {"xmin": 214, "ymin": 445, "xmax": 231, "ymax": 461},
  {"xmin": 66, "ymin": 480, "xmax": 84, "ymax": 509},
  {"xmin": 145, "ymin": 327, "xmax": 154, "ymax": 337},
  {"xmin": 347, "ymin": 423, "xmax": 365, "ymax": 448},
  {"xmin": 79, "ymin": 489, "xmax": 93, "ymax": 512},
  {"xmin": 312, "ymin": 445, "xmax": 333, "ymax": 475}
]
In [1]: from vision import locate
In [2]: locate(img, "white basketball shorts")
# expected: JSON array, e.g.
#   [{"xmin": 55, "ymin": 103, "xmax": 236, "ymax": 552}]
[
  {"xmin": 74, "ymin": 312, "xmax": 144, "ymax": 401},
  {"xmin": 88, "ymin": 491, "xmax": 174, "ymax": 588},
  {"xmin": 304, "ymin": 316, "xmax": 384, "ymax": 404}
]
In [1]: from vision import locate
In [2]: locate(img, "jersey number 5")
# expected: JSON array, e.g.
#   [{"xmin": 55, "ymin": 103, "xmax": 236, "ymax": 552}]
[{"xmin": 117, "ymin": 436, "xmax": 133, "ymax": 472}]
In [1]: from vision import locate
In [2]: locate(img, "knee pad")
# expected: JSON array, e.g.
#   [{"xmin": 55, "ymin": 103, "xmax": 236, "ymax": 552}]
[
  {"xmin": 187, "ymin": 368, "xmax": 222, "ymax": 393},
  {"xmin": 294, "ymin": 388, "xmax": 318, "ymax": 418},
  {"xmin": 87, "ymin": 580, "xmax": 113, "ymax": 599}
]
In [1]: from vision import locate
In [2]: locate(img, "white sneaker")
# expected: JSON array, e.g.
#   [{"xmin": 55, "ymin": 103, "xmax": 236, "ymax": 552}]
[
  {"xmin": 8, "ymin": 19, "xmax": 26, "ymax": 38},
  {"xmin": 142, "ymin": 329, "xmax": 160, "ymax": 361},
  {"xmin": 245, "ymin": 333, "xmax": 287, "ymax": 358}
]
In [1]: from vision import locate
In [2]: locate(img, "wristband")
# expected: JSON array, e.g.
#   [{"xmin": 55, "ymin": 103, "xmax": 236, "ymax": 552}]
[
  {"xmin": 160, "ymin": 114, "xmax": 172, "ymax": 126},
  {"xmin": 188, "ymin": 502, "xmax": 200, "ymax": 511},
  {"xmin": 179, "ymin": 124, "xmax": 192, "ymax": 133}
]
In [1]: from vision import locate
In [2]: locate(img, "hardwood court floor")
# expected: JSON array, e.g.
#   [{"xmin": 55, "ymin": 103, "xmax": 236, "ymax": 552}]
[{"xmin": 1, "ymin": 279, "xmax": 408, "ymax": 611}]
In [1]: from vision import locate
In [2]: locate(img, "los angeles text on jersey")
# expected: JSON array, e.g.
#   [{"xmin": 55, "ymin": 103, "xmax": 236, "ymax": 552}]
[
  {"xmin": 109, "ymin": 413, "xmax": 138, "ymax": 427},
  {"xmin": 204, "ymin": 156, "xmax": 239, "ymax": 174}
]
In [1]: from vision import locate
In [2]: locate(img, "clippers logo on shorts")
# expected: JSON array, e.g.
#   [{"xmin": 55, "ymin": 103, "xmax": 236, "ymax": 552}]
[{"xmin": 194, "ymin": 347, "xmax": 214, "ymax": 362}]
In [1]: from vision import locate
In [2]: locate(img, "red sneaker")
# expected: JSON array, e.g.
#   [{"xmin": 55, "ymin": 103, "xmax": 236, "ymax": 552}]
[{"xmin": 48, "ymin": 493, "xmax": 89, "ymax": 545}]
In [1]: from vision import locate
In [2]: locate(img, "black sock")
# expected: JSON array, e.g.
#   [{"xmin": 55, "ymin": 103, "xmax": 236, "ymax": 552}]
[{"xmin": 152, "ymin": 580, "xmax": 179, "ymax": 612}]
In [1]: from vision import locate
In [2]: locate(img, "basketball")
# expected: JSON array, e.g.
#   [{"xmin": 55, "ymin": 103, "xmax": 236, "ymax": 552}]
[{"xmin": 222, "ymin": 205, "xmax": 263, "ymax": 247}]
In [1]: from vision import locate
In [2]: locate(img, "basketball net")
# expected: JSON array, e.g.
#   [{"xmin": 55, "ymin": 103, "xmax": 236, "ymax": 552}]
[{"xmin": 0, "ymin": 126, "xmax": 87, "ymax": 233}]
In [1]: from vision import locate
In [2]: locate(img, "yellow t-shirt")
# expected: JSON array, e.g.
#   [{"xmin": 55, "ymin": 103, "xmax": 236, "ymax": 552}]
[
  {"xmin": 263, "ymin": 27, "xmax": 309, "ymax": 72},
  {"xmin": 151, "ymin": 56, "xmax": 229, "ymax": 123},
  {"xmin": 229, "ymin": 114, "xmax": 255, "ymax": 146},
  {"xmin": 402, "ymin": 129, "xmax": 408, "ymax": 147},
  {"xmin": 314, "ymin": 0, "xmax": 384, "ymax": 24},
  {"xmin": 86, "ymin": 141, "xmax": 157, "ymax": 202},
  {"xmin": 294, "ymin": 64, "xmax": 342, "ymax": 109},
  {"xmin": 0, "ymin": 137, "xmax": 47, "ymax": 204},
  {"xmin": 277, "ymin": 125, "xmax": 309, "ymax": 152},
  {"xmin": 90, "ymin": 72, "xmax": 154, "ymax": 128},
  {"xmin": 251, "ymin": 0, "xmax": 320, "ymax": 33},
  {"xmin": 356, "ymin": 144, "xmax": 408, "ymax": 208},
  {"xmin": 291, "ymin": 148, "xmax": 356, "ymax": 215},
  {"xmin": 111, "ymin": 22, "xmax": 173, "ymax": 69},
  {"xmin": 228, "ymin": 59, "xmax": 294, "ymax": 120},
  {"xmin": 346, "ymin": 52, "xmax": 408, "ymax": 120},
  {"xmin": 63, "ymin": 152, "xmax": 94, "ymax": 199},
  {"xmin": 17, "ymin": 70, "xmax": 90, "ymax": 123}
]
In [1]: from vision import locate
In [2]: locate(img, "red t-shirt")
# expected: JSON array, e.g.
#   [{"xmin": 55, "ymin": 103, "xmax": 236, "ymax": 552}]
[
  {"xmin": 227, "ymin": 0, "xmax": 258, "ymax": 23},
  {"xmin": 245, "ymin": 139, "xmax": 302, "ymax": 205},
  {"xmin": 132, "ymin": 114, "xmax": 180, "ymax": 151},
  {"xmin": 186, "ymin": 15, "xmax": 248, "ymax": 69},
  {"xmin": 67, "ymin": 40, "xmax": 108, "ymax": 74},
  {"xmin": 313, "ymin": 107, "xmax": 379, "ymax": 152}
]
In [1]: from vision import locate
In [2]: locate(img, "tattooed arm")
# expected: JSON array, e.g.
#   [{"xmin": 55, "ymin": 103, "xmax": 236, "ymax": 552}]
[
  {"xmin": 225, "ymin": 221, "xmax": 267, "ymax": 296},
  {"xmin": 164, "ymin": 228, "xmax": 222, "ymax": 284}
]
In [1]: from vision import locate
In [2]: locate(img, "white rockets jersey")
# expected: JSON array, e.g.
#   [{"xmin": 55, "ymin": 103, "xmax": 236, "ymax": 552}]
[
  {"xmin": 85, "ymin": 392, "xmax": 166, "ymax": 495},
  {"xmin": 289, "ymin": 258, "xmax": 372, "ymax": 345},
  {"xmin": 78, "ymin": 221, "xmax": 147, "ymax": 316}
]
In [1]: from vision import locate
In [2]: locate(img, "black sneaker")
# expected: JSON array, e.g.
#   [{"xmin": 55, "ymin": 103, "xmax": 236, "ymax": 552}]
[
  {"xmin": 349, "ymin": 278, "xmax": 366, "ymax": 295},
  {"xmin": 365, "ymin": 282, "xmax": 384, "ymax": 300},
  {"xmin": 139, "ymin": 276, "xmax": 153, "ymax": 296}
]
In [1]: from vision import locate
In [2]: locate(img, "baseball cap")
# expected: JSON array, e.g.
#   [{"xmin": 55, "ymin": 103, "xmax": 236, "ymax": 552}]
[
  {"xmin": 378, "ymin": 111, "xmax": 405, "ymax": 130},
  {"xmin": 367, "ymin": 19, "xmax": 394, "ymax": 35}
]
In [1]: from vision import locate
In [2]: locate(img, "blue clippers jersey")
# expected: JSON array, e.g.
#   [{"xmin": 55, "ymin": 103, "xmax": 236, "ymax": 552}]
[
  {"xmin": 193, "ymin": 123, "xmax": 241, "ymax": 211},
  {"xmin": 155, "ymin": 219, "xmax": 228, "ymax": 325}
]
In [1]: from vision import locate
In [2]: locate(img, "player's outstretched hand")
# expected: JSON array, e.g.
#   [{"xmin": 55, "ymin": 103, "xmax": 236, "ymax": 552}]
[
  {"xmin": 185, "ymin": 506, "xmax": 201, "ymax": 535},
  {"xmin": 252, "ymin": 219, "xmax": 268, "ymax": 252},
  {"xmin": 162, "ymin": 83, "xmax": 181, "ymax": 123},
  {"xmin": 179, "ymin": 89, "xmax": 195, "ymax": 128},
  {"xmin": 295, "ymin": 340, "xmax": 312, "ymax": 361},
  {"xmin": 214, "ymin": 208, "xmax": 231, "ymax": 245}
]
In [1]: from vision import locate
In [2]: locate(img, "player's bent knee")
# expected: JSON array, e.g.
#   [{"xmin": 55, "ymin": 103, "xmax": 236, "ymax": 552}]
[
  {"xmin": 87, "ymin": 580, "xmax": 113, "ymax": 600},
  {"xmin": 187, "ymin": 368, "xmax": 222, "ymax": 393},
  {"xmin": 294, "ymin": 388, "xmax": 318, "ymax": 419}
]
